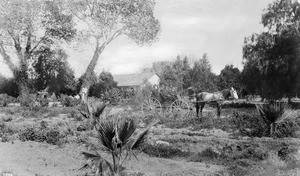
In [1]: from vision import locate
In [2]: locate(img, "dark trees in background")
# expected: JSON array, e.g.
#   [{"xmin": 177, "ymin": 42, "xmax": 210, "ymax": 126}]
[
  {"xmin": 217, "ymin": 64, "xmax": 242, "ymax": 92},
  {"xmin": 32, "ymin": 48, "xmax": 77, "ymax": 95},
  {"xmin": 242, "ymin": 0, "xmax": 300, "ymax": 100},
  {"xmin": 88, "ymin": 71, "xmax": 118, "ymax": 98},
  {"xmin": 0, "ymin": 75, "xmax": 19, "ymax": 97}
]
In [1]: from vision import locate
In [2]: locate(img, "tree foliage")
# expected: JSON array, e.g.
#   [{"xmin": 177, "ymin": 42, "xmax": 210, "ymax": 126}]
[
  {"xmin": 0, "ymin": 75, "xmax": 19, "ymax": 97},
  {"xmin": 217, "ymin": 64, "xmax": 242, "ymax": 91},
  {"xmin": 157, "ymin": 54, "xmax": 217, "ymax": 93},
  {"xmin": 0, "ymin": 0, "xmax": 75, "ymax": 97},
  {"xmin": 66, "ymin": 0, "xmax": 161, "ymax": 91},
  {"xmin": 32, "ymin": 48, "xmax": 77, "ymax": 95},
  {"xmin": 242, "ymin": 0, "xmax": 300, "ymax": 99},
  {"xmin": 189, "ymin": 54, "xmax": 217, "ymax": 92},
  {"xmin": 89, "ymin": 71, "xmax": 118, "ymax": 98}
]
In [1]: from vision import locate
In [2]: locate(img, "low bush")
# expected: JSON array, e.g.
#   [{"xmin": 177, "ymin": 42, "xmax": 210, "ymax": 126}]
[
  {"xmin": 188, "ymin": 147, "xmax": 221, "ymax": 163},
  {"xmin": 59, "ymin": 94, "xmax": 81, "ymax": 107},
  {"xmin": 230, "ymin": 111, "xmax": 269, "ymax": 137},
  {"xmin": 274, "ymin": 121, "xmax": 300, "ymax": 138},
  {"xmin": 0, "ymin": 122, "xmax": 17, "ymax": 142},
  {"xmin": 36, "ymin": 97, "xmax": 50, "ymax": 107},
  {"xmin": 19, "ymin": 126, "xmax": 46, "ymax": 142},
  {"xmin": 0, "ymin": 94, "xmax": 17, "ymax": 107},
  {"xmin": 140, "ymin": 143, "xmax": 189, "ymax": 158},
  {"xmin": 19, "ymin": 123, "xmax": 62, "ymax": 145},
  {"xmin": 17, "ymin": 93, "xmax": 36, "ymax": 107}
]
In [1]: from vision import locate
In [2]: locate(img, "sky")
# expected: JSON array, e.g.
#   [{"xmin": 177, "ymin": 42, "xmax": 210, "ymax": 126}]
[{"xmin": 0, "ymin": 0, "xmax": 275, "ymax": 78}]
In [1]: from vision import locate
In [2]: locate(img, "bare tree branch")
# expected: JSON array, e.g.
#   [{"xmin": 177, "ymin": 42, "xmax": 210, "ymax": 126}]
[{"xmin": 30, "ymin": 35, "xmax": 47, "ymax": 54}]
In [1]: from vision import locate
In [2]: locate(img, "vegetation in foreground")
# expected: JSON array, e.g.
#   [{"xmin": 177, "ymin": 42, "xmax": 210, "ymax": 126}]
[{"xmin": 0, "ymin": 100, "xmax": 299, "ymax": 176}]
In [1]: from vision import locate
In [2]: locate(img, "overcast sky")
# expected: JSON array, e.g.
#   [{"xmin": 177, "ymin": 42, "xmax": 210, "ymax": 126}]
[{"xmin": 0, "ymin": 0, "xmax": 275, "ymax": 78}]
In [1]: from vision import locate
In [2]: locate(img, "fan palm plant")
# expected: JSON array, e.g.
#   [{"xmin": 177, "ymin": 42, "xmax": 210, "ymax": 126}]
[
  {"xmin": 256, "ymin": 103, "xmax": 298, "ymax": 136},
  {"xmin": 78, "ymin": 97, "xmax": 109, "ymax": 128},
  {"xmin": 80, "ymin": 118, "xmax": 158, "ymax": 176}
]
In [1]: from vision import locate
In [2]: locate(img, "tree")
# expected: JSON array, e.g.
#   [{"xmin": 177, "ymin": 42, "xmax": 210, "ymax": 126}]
[
  {"xmin": 189, "ymin": 54, "xmax": 217, "ymax": 92},
  {"xmin": 89, "ymin": 71, "xmax": 117, "ymax": 98},
  {"xmin": 242, "ymin": 0, "xmax": 300, "ymax": 100},
  {"xmin": 66, "ymin": 0, "xmax": 161, "ymax": 102},
  {"xmin": 0, "ymin": 0, "xmax": 75, "ymax": 101},
  {"xmin": 32, "ymin": 47, "xmax": 77, "ymax": 95},
  {"xmin": 0, "ymin": 75, "xmax": 19, "ymax": 97},
  {"xmin": 152, "ymin": 60, "xmax": 171, "ymax": 76},
  {"xmin": 241, "ymin": 59, "xmax": 263, "ymax": 96},
  {"xmin": 217, "ymin": 64, "xmax": 241, "ymax": 91},
  {"xmin": 159, "ymin": 55, "xmax": 192, "ymax": 91}
]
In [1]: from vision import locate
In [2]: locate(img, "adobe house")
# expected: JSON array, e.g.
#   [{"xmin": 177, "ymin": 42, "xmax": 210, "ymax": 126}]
[{"xmin": 113, "ymin": 72, "xmax": 160, "ymax": 89}]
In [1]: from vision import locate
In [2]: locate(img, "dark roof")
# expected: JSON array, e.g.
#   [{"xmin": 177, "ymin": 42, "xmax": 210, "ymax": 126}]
[{"xmin": 113, "ymin": 72, "xmax": 158, "ymax": 87}]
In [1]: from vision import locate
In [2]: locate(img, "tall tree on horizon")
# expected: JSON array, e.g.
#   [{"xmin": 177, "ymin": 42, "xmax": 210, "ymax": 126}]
[
  {"xmin": 242, "ymin": 0, "xmax": 300, "ymax": 100},
  {"xmin": 66, "ymin": 0, "xmax": 161, "ymax": 102},
  {"xmin": 0, "ymin": 0, "xmax": 75, "ymax": 104}
]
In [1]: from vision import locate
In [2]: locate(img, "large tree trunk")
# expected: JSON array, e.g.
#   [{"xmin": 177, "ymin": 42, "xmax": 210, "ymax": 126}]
[
  {"xmin": 80, "ymin": 43, "xmax": 106, "ymax": 103},
  {"xmin": 14, "ymin": 53, "xmax": 31, "ymax": 106}
]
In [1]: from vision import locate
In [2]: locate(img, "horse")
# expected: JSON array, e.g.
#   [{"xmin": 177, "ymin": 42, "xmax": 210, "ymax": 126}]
[{"xmin": 195, "ymin": 87, "xmax": 238, "ymax": 118}]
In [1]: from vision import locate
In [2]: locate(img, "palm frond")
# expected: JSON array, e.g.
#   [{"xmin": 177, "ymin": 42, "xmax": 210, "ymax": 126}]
[
  {"xmin": 80, "ymin": 151, "xmax": 113, "ymax": 174},
  {"xmin": 276, "ymin": 107, "xmax": 299, "ymax": 123},
  {"xmin": 118, "ymin": 119, "xmax": 136, "ymax": 145},
  {"xmin": 256, "ymin": 103, "xmax": 285, "ymax": 124},
  {"xmin": 86, "ymin": 97, "xmax": 107, "ymax": 118},
  {"xmin": 79, "ymin": 151, "xmax": 103, "ymax": 171},
  {"xmin": 131, "ymin": 119, "xmax": 158, "ymax": 150},
  {"xmin": 94, "ymin": 103, "xmax": 107, "ymax": 117},
  {"xmin": 78, "ymin": 108, "xmax": 89, "ymax": 119},
  {"xmin": 97, "ymin": 120, "xmax": 116, "ymax": 151}
]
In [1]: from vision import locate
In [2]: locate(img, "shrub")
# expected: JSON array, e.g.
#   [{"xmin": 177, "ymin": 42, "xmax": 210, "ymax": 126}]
[
  {"xmin": 0, "ymin": 122, "xmax": 17, "ymax": 142},
  {"xmin": 19, "ymin": 124, "xmax": 62, "ymax": 145},
  {"xmin": 0, "ymin": 94, "xmax": 17, "ymax": 107},
  {"xmin": 19, "ymin": 126, "xmax": 46, "ymax": 142},
  {"xmin": 59, "ymin": 94, "xmax": 81, "ymax": 107},
  {"xmin": 45, "ymin": 129, "xmax": 61, "ymax": 145},
  {"xmin": 140, "ymin": 143, "xmax": 189, "ymax": 158},
  {"xmin": 230, "ymin": 111, "xmax": 269, "ymax": 137},
  {"xmin": 17, "ymin": 93, "xmax": 36, "ymax": 107},
  {"xmin": 36, "ymin": 97, "xmax": 50, "ymax": 107}
]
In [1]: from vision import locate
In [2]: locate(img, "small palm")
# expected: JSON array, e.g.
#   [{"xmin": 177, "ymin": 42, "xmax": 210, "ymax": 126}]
[
  {"xmin": 80, "ymin": 118, "xmax": 157, "ymax": 176},
  {"xmin": 256, "ymin": 103, "xmax": 297, "ymax": 136}
]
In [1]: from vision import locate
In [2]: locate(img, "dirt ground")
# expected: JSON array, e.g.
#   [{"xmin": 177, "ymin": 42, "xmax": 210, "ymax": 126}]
[{"xmin": 0, "ymin": 140, "xmax": 223, "ymax": 176}]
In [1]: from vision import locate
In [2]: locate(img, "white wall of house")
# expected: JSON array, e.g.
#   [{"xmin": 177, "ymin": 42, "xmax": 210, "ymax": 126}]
[{"xmin": 147, "ymin": 74, "xmax": 160, "ymax": 86}]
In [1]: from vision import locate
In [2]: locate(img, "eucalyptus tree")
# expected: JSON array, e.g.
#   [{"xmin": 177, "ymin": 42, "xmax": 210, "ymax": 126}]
[
  {"xmin": 0, "ymin": 0, "xmax": 75, "ymax": 102},
  {"xmin": 66, "ymin": 0, "xmax": 161, "ymax": 102},
  {"xmin": 242, "ymin": 0, "xmax": 300, "ymax": 100}
]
